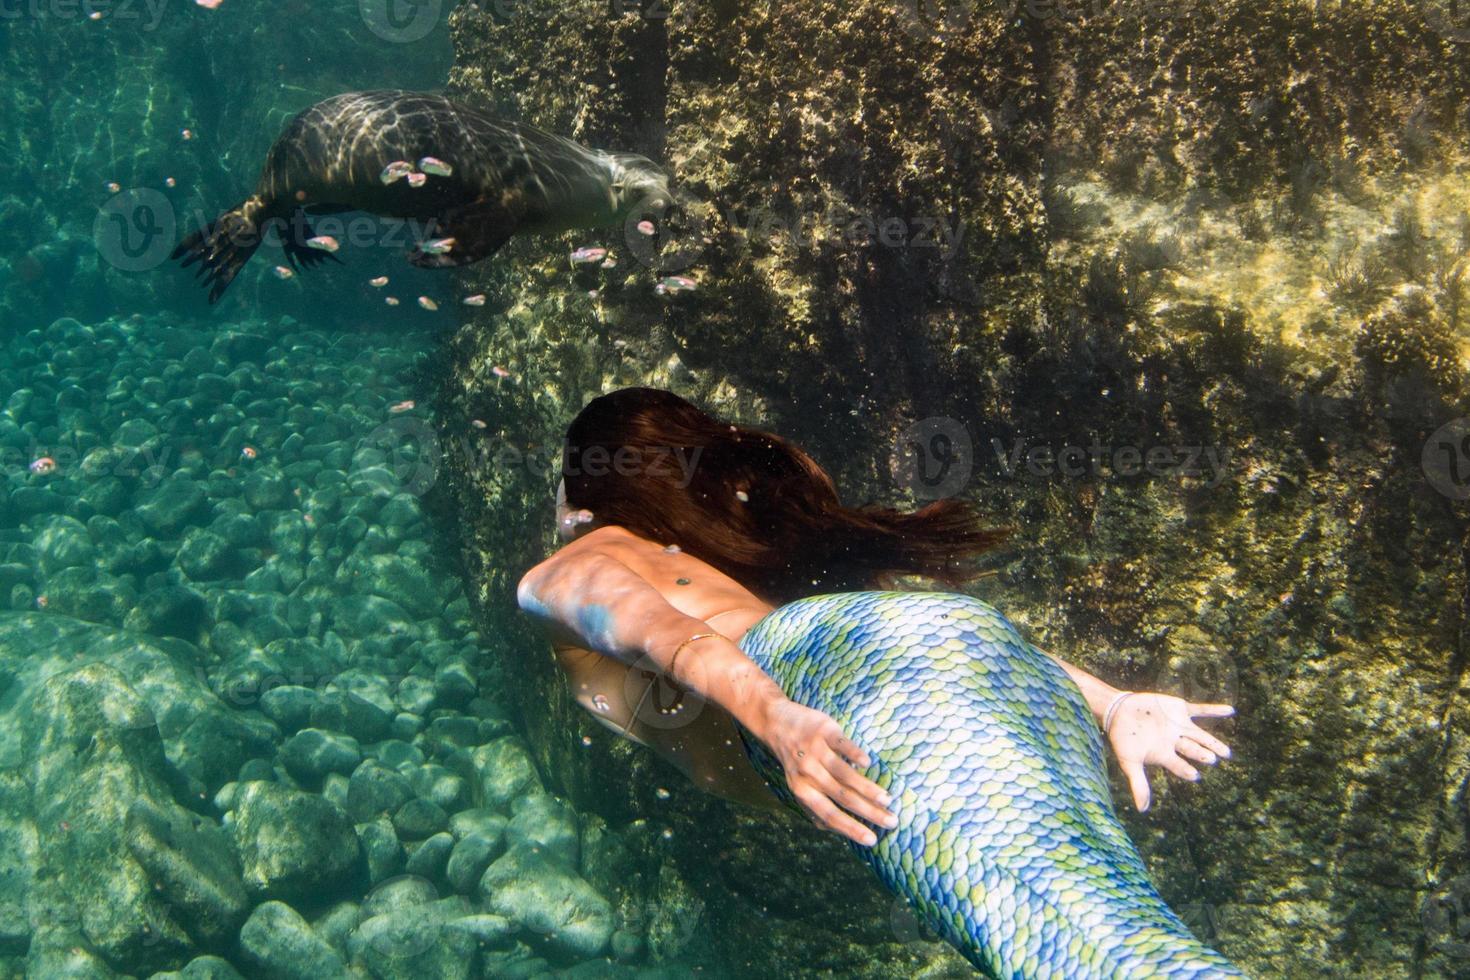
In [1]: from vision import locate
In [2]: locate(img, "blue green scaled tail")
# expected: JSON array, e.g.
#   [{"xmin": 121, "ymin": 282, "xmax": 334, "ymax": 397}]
[{"xmin": 736, "ymin": 592, "xmax": 1244, "ymax": 979}]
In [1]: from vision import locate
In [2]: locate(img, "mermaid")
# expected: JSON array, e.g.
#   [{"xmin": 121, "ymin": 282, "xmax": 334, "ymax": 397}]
[{"xmin": 517, "ymin": 387, "xmax": 1244, "ymax": 977}]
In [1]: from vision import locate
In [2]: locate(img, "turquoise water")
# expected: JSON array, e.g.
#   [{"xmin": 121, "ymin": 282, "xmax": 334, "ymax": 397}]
[{"xmin": 2, "ymin": 1, "xmax": 1469, "ymax": 978}]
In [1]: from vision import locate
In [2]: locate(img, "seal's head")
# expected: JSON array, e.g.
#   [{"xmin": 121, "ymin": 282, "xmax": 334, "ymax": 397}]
[{"xmin": 605, "ymin": 152, "xmax": 672, "ymax": 218}]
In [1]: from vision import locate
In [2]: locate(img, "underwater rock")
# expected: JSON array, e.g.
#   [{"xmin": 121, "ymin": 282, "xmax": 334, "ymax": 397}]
[
  {"xmin": 134, "ymin": 479, "xmax": 209, "ymax": 537},
  {"xmin": 404, "ymin": 832, "xmax": 455, "ymax": 882},
  {"xmin": 391, "ymin": 798, "xmax": 449, "ymax": 842},
  {"xmin": 34, "ymin": 516, "xmax": 98, "ymax": 576},
  {"xmin": 471, "ymin": 738, "xmax": 542, "ymax": 810},
  {"xmin": 19, "ymin": 663, "xmax": 195, "ymax": 973},
  {"xmin": 345, "ymin": 896, "xmax": 478, "ymax": 980},
  {"xmin": 356, "ymin": 818, "xmax": 406, "ymax": 887},
  {"xmin": 479, "ymin": 842, "xmax": 614, "ymax": 960},
  {"xmin": 505, "ymin": 795, "xmax": 580, "ymax": 868},
  {"xmin": 237, "ymin": 901, "xmax": 349, "ymax": 980},
  {"xmin": 122, "ymin": 798, "xmax": 250, "ymax": 950},
  {"xmin": 151, "ymin": 955, "xmax": 248, "ymax": 979},
  {"xmin": 230, "ymin": 781, "xmax": 363, "ymax": 905},
  {"xmin": 279, "ymin": 729, "xmax": 362, "ymax": 785},
  {"xmin": 346, "ymin": 761, "xmax": 416, "ymax": 823},
  {"xmin": 445, "ymin": 831, "xmax": 504, "ymax": 896},
  {"xmin": 124, "ymin": 585, "xmax": 209, "ymax": 643}
]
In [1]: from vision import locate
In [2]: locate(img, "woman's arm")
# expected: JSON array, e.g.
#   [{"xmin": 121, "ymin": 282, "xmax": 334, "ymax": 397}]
[
  {"xmin": 1035, "ymin": 644, "xmax": 1235, "ymax": 812},
  {"xmin": 518, "ymin": 549, "xmax": 898, "ymax": 844}
]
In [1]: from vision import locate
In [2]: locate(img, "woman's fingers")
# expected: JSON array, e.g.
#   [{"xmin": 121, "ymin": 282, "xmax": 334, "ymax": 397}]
[
  {"xmin": 1187, "ymin": 702, "xmax": 1235, "ymax": 719},
  {"xmin": 793, "ymin": 783, "xmax": 877, "ymax": 846},
  {"xmin": 1175, "ymin": 739, "xmax": 1218, "ymax": 766},
  {"xmin": 828, "ymin": 732, "xmax": 872, "ymax": 769},
  {"xmin": 1122, "ymin": 759, "xmax": 1151, "ymax": 812},
  {"xmin": 816, "ymin": 754, "xmax": 896, "ymax": 828},
  {"xmin": 1184, "ymin": 725, "xmax": 1232, "ymax": 759},
  {"xmin": 1160, "ymin": 754, "xmax": 1200, "ymax": 782}
]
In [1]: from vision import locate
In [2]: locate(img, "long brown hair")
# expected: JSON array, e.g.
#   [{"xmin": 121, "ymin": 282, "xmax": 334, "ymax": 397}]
[{"xmin": 561, "ymin": 388, "xmax": 1008, "ymax": 603}]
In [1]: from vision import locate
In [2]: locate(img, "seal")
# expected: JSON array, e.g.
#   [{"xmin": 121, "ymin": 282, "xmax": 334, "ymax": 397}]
[{"xmin": 172, "ymin": 90, "xmax": 671, "ymax": 303}]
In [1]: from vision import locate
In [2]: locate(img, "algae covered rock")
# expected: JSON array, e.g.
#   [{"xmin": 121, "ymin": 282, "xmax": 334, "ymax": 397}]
[
  {"xmin": 230, "ymin": 781, "xmax": 363, "ymax": 905},
  {"xmin": 479, "ymin": 842, "xmax": 615, "ymax": 960}
]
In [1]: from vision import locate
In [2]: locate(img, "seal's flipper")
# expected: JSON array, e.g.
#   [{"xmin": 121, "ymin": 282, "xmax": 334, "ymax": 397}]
[
  {"xmin": 280, "ymin": 210, "xmax": 345, "ymax": 274},
  {"xmin": 408, "ymin": 201, "xmax": 517, "ymax": 269},
  {"xmin": 171, "ymin": 201, "xmax": 266, "ymax": 305}
]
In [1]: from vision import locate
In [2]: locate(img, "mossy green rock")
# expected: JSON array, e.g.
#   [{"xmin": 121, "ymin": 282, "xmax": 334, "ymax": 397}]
[
  {"xmin": 479, "ymin": 843, "xmax": 614, "ymax": 960},
  {"xmin": 237, "ymin": 901, "xmax": 349, "ymax": 980},
  {"xmin": 230, "ymin": 781, "xmax": 363, "ymax": 905}
]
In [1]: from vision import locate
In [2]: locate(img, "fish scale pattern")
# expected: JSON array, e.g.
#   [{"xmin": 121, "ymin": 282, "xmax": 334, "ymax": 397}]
[{"xmin": 736, "ymin": 591, "xmax": 1243, "ymax": 979}]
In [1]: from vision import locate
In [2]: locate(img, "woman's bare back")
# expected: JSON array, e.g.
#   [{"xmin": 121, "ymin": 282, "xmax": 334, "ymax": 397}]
[{"xmin": 544, "ymin": 526, "xmax": 783, "ymax": 810}]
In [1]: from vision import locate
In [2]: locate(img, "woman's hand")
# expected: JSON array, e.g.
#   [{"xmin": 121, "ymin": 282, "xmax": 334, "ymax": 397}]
[
  {"xmin": 759, "ymin": 698, "xmax": 898, "ymax": 846},
  {"xmin": 1107, "ymin": 693, "xmax": 1234, "ymax": 812}
]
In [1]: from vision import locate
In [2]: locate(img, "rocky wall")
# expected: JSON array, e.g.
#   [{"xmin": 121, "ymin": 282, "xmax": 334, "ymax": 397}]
[{"xmin": 437, "ymin": 1, "xmax": 1470, "ymax": 976}]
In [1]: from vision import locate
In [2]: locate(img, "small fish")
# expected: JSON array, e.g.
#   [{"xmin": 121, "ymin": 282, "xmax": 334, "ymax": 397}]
[
  {"xmin": 407, "ymin": 173, "xmax": 428, "ymax": 188},
  {"xmin": 389, "ymin": 400, "xmax": 416, "ymax": 413},
  {"xmin": 35, "ymin": 595, "xmax": 48, "ymax": 609},
  {"xmin": 380, "ymin": 160, "xmax": 416, "ymax": 185},
  {"xmin": 600, "ymin": 257, "xmax": 617, "ymax": 269},
  {"xmin": 370, "ymin": 276, "xmax": 389, "ymax": 288},
  {"xmin": 106, "ymin": 182, "xmax": 121, "ymax": 194},
  {"xmin": 303, "ymin": 513, "xmax": 315, "ymax": 525},
  {"xmin": 655, "ymin": 787, "xmax": 671, "ymax": 800},
  {"xmin": 655, "ymin": 275, "xmax": 697, "ymax": 295},
  {"xmin": 273, "ymin": 266, "xmax": 295, "ymax": 280},
  {"xmin": 418, "ymin": 296, "xmax": 439, "ymax": 311},
  {"xmin": 462, "ymin": 294, "xmax": 487, "ymax": 306},
  {"xmin": 165, "ymin": 177, "xmax": 177, "ymax": 188},
  {"xmin": 28, "ymin": 457, "xmax": 56, "ymax": 475},
  {"xmin": 491, "ymin": 365, "xmax": 511, "ymax": 379},
  {"xmin": 587, "ymin": 289, "xmax": 600, "ymax": 299},
  {"xmin": 420, "ymin": 237, "xmax": 456, "ymax": 255},
  {"xmin": 385, "ymin": 296, "xmax": 400, "ymax": 306},
  {"xmin": 471, "ymin": 419, "xmax": 488, "ymax": 429},
  {"xmin": 239, "ymin": 446, "xmax": 257, "ymax": 460},
  {"xmin": 419, "ymin": 156, "xmax": 454, "ymax": 177},
  {"xmin": 592, "ymin": 694, "xmax": 610, "ymax": 713},
  {"xmin": 195, "ymin": 0, "xmax": 223, "ymax": 8},
  {"xmin": 306, "ymin": 235, "xmax": 340, "ymax": 253},
  {"xmin": 570, "ymin": 246, "xmax": 608, "ymax": 265},
  {"xmin": 181, "ymin": 128, "xmax": 194, "ymax": 140},
  {"xmin": 636, "ymin": 219, "xmax": 656, "ymax": 236},
  {"xmin": 735, "ymin": 490, "xmax": 749, "ymax": 502}
]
